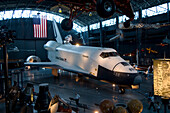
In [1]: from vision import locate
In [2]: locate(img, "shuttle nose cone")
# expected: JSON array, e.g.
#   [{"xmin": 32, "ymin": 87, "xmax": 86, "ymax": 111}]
[{"xmin": 133, "ymin": 75, "xmax": 142, "ymax": 84}]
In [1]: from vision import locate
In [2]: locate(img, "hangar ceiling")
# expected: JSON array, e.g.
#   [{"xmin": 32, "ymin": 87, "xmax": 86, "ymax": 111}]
[{"xmin": 0, "ymin": 0, "xmax": 169, "ymax": 26}]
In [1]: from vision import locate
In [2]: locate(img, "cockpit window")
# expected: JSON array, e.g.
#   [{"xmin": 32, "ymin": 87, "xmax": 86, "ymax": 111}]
[
  {"xmin": 121, "ymin": 62, "xmax": 130, "ymax": 66},
  {"xmin": 100, "ymin": 52, "xmax": 119, "ymax": 58}
]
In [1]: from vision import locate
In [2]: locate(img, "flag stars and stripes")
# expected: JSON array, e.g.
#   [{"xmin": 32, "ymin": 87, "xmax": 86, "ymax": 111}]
[{"xmin": 33, "ymin": 15, "xmax": 47, "ymax": 38}]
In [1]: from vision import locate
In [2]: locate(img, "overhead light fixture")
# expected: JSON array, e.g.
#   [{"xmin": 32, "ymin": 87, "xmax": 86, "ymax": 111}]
[
  {"xmin": 89, "ymin": 12, "xmax": 92, "ymax": 16},
  {"xmin": 58, "ymin": 7, "xmax": 62, "ymax": 13}
]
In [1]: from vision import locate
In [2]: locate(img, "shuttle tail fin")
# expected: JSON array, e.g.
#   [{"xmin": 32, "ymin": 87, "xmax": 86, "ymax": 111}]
[{"xmin": 52, "ymin": 19, "xmax": 63, "ymax": 44}]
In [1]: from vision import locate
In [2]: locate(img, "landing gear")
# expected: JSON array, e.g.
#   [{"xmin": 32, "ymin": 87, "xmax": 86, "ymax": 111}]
[
  {"xmin": 96, "ymin": 0, "xmax": 115, "ymax": 18},
  {"xmin": 118, "ymin": 87, "xmax": 125, "ymax": 94},
  {"xmin": 61, "ymin": 18, "xmax": 73, "ymax": 31},
  {"xmin": 123, "ymin": 20, "xmax": 130, "ymax": 28}
]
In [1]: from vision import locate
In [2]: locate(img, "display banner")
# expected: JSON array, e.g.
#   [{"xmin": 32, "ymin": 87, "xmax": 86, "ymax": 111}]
[{"xmin": 153, "ymin": 59, "xmax": 170, "ymax": 98}]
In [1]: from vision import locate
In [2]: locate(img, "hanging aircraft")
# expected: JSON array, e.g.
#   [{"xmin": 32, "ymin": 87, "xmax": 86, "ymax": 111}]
[
  {"xmin": 7, "ymin": 46, "xmax": 36, "ymax": 52},
  {"xmin": 163, "ymin": 37, "xmax": 170, "ymax": 44},
  {"xmin": 37, "ymin": 0, "xmax": 135, "ymax": 31},
  {"xmin": 109, "ymin": 29, "xmax": 124, "ymax": 42},
  {"xmin": 25, "ymin": 20, "xmax": 142, "ymax": 94},
  {"xmin": 118, "ymin": 22, "xmax": 170, "ymax": 29}
]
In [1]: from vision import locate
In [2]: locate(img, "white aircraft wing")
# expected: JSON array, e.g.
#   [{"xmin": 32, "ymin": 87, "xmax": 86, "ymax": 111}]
[{"xmin": 24, "ymin": 61, "xmax": 90, "ymax": 75}]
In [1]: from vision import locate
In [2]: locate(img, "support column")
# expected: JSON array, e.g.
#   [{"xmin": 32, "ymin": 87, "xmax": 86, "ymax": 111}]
[
  {"xmin": 99, "ymin": 21, "xmax": 103, "ymax": 47},
  {"xmin": 3, "ymin": 45, "xmax": 10, "ymax": 113},
  {"xmin": 116, "ymin": 16, "xmax": 119, "ymax": 51},
  {"xmin": 87, "ymin": 25, "xmax": 90, "ymax": 45},
  {"xmin": 167, "ymin": 2, "xmax": 170, "ymax": 58},
  {"xmin": 167, "ymin": 2, "xmax": 170, "ymax": 38},
  {"xmin": 21, "ymin": 71, "xmax": 23, "ymax": 88},
  {"xmin": 17, "ymin": 73, "xmax": 19, "ymax": 87},
  {"xmin": 88, "ymin": 25, "xmax": 90, "ymax": 38},
  {"xmin": 136, "ymin": 8, "xmax": 143, "ymax": 65},
  {"xmin": 35, "ymin": 39, "xmax": 37, "ymax": 56}
]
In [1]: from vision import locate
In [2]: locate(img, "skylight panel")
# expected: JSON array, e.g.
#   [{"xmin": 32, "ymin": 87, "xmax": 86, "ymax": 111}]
[
  {"xmin": 13, "ymin": 10, "xmax": 22, "ymax": 18},
  {"xmin": 0, "ymin": 11, "xmax": 4, "ymax": 20},
  {"xmin": 30, "ymin": 10, "xmax": 39, "ymax": 18},
  {"xmin": 4, "ymin": 10, "xmax": 13, "ymax": 19},
  {"xmin": 22, "ymin": 10, "xmax": 30, "ymax": 18}
]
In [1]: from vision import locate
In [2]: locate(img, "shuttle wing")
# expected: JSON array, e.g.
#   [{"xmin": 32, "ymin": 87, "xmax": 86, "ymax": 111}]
[{"xmin": 24, "ymin": 61, "xmax": 90, "ymax": 75}]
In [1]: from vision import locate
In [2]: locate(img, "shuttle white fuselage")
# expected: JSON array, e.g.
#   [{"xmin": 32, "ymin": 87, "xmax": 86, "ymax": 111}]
[{"xmin": 44, "ymin": 41, "xmax": 142, "ymax": 87}]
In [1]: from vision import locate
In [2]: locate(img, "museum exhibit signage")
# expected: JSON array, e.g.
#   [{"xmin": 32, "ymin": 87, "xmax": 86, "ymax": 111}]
[{"xmin": 153, "ymin": 59, "xmax": 170, "ymax": 98}]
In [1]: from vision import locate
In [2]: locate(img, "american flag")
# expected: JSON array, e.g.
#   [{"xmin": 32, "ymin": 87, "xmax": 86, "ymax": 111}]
[{"xmin": 33, "ymin": 15, "xmax": 47, "ymax": 38}]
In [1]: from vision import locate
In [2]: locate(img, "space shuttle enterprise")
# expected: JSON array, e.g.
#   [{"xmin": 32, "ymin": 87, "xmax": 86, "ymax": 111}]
[{"xmin": 25, "ymin": 20, "xmax": 142, "ymax": 94}]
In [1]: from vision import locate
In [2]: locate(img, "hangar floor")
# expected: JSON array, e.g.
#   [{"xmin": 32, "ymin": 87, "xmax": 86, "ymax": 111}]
[{"xmin": 0, "ymin": 69, "xmax": 170, "ymax": 113}]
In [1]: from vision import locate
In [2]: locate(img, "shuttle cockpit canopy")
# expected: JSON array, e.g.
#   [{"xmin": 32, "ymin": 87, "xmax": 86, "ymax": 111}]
[
  {"xmin": 120, "ymin": 62, "xmax": 130, "ymax": 66},
  {"xmin": 100, "ymin": 52, "xmax": 119, "ymax": 58}
]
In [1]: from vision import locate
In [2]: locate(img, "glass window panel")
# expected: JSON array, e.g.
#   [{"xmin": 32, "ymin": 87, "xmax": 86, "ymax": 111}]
[
  {"xmin": 106, "ymin": 19, "xmax": 111, "ymax": 26},
  {"xmin": 148, "ymin": 6, "xmax": 157, "ymax": 12},
  {"xmin": 73, "ymin": 23, "xmax": 82, "ymax": 32},
  {"xmin": 0, "ymin": 11, "xmax": 4, "ymax": 20},
  {"xmin": 147, "ymin": 9, "xmax": 154, "ymax": 17},
  {"xmin": 97, "ymin": 22, "xmax": 100, "ymax": 29},
  {"xmin": 91, "ymin": 24, "xmax": 94, "ymax": 30},
  {"xmin": 102, "ymin": 21, "xmax": 106, "ymax": 27},
  {"xmin": 158, "ymin": 3, "xmax": 167, "ymax": 10},
  {"xmin": 156, "ymin": 3, "xmax": 167, "ymax": 14},
  {"xmin": 108, "ymin": 19, "xmax": 114, "ymax": 25},
  {"xmin": 59, "ymin": 16, "xmax": 64, "ymax": 23},
  {"xmin": 96, "ymin": 23, "xmax": 98, "ymax": 29},
  {"xmin": 93, "ymin": 24, "xmax": 96, "ymax": 29},
  {"xmin": 113, "ymin": 18, "xmax": 116, "ymax": 25},
  {"xmin": 112, "ymin": 18, "xmax": 116, "ymax": 25},
  {"xmin": 119, "ymin": 16, "xmax": 123, "ymax": 23},
  {"xmin": 122, "ymin": 15, "xmax": 128, "ymax": 22},
  {"xmin": 47, "ymin": 13, "xmax": 55, "ymax": 21},
  {"xmin": 147, "ymin": 6, "xmax": 157, "ymax": 17},
  {"xmin": 93, "ymin": 24, "xmax": 97, "ymax": 29},
  {"xmin": 105, "ymin": 21, "xmax": 108, "ymax": 27},
  {"xmin": 90, "ymin": 23, "xmax": 94, "ymax": 30},
  {"xmin": 82, "ymin": 26, "xmax": 88, "ymax": 32},
  {"xmin": 134, "ymin": 12, "xmax": 139, "ymax": 20},
  {"xmin": 4, "ymin": 10, "xmax": 13, "ymax": 19},
  {"xmin": 39, "ymin": 11, "xmax": 47, "ymax": 16},
  {"xmin": 122, "ymin": 15, "xmax": 126, "ymax": 22},
  {"xmin": 30, "ymin": 10, "xmax": 39, "ymax": 18},
  {"xmin": 90, "ymin": 22, "xmax": 100, "ymax": 30},
  {"xmin": 13, "ymin": 10, "xmax": 22, "ymax": 18},
  {"xmin": 54, "ymin": 15, "xmax": 64, "ymax": 23},
  {"xmin": 142, "ymin": 9, "xmax": 147, "ymax": 18},
  {"xmin": 102, "ymin": 19, "xmax": 111, "ymax": 27},
  {"xmin": 22, "ymin": 10, "xmax": 30, "ymax": 18},
  {"xmin": 73, "ymin": 23, "xmax": 78, "ymax": 31}
]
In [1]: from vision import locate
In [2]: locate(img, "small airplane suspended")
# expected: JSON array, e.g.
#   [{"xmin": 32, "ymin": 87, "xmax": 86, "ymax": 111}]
[
  {"xmin": 25, "ymin": 19, "xmax": 142, "ymax": 94},
  {"xmin": 146, "ymin": 48, "xmax": 158, "ymax": 54},
  {"xmin": 37, "ymin": 0, "xmax": 135, "ymax": 31},
  {"xmin": 163, "ymin": 36, "xmax": 170, "ymax": 44},
  {"xmin": 109, "ymin": 29, "xmax": 124, "ymax": 42}
]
